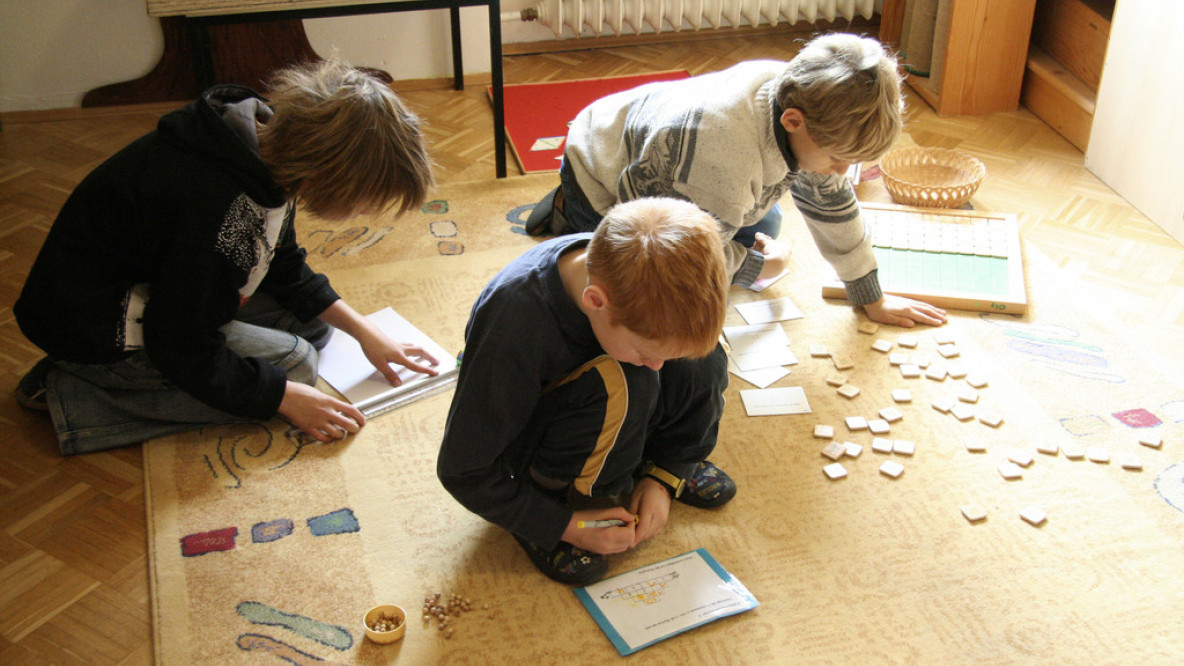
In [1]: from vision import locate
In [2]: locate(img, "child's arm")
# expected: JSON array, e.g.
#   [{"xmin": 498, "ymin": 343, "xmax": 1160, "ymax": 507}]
[{"xmin": 317, "ymin": 300, "xmax": 440, "ymax": 384}]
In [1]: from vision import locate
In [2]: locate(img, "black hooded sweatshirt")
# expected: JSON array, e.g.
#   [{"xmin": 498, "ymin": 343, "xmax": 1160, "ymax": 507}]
[{"xmin": 15, "ymin": 85, "xmax": 338, "ymax": 420}]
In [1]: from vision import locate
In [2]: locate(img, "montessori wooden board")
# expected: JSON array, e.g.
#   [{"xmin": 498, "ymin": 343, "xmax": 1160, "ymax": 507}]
[{"xmin": 822, "ymin": 202, "xmax": 1028, "ymax": 314}]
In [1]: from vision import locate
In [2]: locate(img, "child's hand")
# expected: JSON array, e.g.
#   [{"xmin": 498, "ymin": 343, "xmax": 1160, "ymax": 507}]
[
  {"xmin": 753, "ymin": 232, "xmax": 791, "ymax": 280},
  {"xmin": 361, "ymin": 336, "xmax": 440, "ymax": 386},
  {"xmin": 862, "ymin": 294, "xmax": 948, "ymax": 327},
  {"xmin": 561, "ymin": 508, "xmax": 637, "ymax": 555},
  {"xmin": 629, "ymin": 477, "xmax": 672, "ymax": 546},
  {"xmin": 278, "ymin": 381, "xmax": 365, "ymax": 443}
]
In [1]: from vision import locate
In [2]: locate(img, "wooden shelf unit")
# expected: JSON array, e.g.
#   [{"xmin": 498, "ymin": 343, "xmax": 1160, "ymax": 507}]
[
  {"xmin": 882, "ymin": 0, "xmax": 1039, "ymax": 117},
  {"xmin": 1021, "ymin": 0, "xmax": 1114, "ymax": 151}
]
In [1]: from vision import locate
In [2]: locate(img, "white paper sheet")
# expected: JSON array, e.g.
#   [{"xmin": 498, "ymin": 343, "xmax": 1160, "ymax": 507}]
[
  {"xmin": 723, "ymin": 322, "xmax": 797, "ymax": 371},
  {"xmin": 739, "ymin": 386, "xmax": 812, "ymax": 416},
  {"xmin": 727, "ymin": 358, "xmax": 790, "ymax": 389},
  {"xmin": 317, "ymin": 307, "xmax": 458, "ymax": 416},
  {"xmin": 735, "ymin": 296, "xmax": 804, "ymax": 325}
]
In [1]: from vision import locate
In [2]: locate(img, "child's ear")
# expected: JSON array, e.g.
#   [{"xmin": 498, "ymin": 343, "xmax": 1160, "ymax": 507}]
[
  {"xmin": 780, "ymin": 107, "xmax": 806, "ymax": 134},
  {"xmin": 582, "ymin": 284, "xmax": 610, "ymax": 312}
]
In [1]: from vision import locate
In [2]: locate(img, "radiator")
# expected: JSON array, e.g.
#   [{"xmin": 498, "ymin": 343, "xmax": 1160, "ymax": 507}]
[{"xmin": 503, "ymin": 0, "xmax": 876, "ymax": 39}]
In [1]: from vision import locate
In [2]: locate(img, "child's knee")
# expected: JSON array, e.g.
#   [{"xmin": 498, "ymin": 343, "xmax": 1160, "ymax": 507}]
[{"xmin": 283, "ymin": 336, "xmax": 320, "ymax": 385}]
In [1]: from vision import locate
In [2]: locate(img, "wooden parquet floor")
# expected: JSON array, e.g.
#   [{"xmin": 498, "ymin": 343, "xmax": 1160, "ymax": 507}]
[{"xmin": 2, "ymin": 30, "xmax": 1183, "ymax": 665}]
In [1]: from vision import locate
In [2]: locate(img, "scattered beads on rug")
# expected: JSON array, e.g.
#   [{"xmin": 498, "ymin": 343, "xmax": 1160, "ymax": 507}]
[{"xmin": 422, "ymin": 591, "xmax": 479, "ymax": 639}]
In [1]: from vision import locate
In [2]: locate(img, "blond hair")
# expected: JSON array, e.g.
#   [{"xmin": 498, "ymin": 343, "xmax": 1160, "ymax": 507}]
[
  {"xmin": 258, "ymin": 59, "xmax": 433, "ymax": 219},
  {"xmin": 586, "ymin": 198, "xmax": 728, "ymax": 359},
  {"xmin": 775, "ymin": 33, "xmax": 904, "ymax": 163}
]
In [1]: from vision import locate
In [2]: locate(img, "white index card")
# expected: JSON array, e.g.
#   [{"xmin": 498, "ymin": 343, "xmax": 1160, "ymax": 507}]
[
  {"xmin": 739, "ymin": 386, "xmax": 811, "ymax": 416},
  {"xmin": 726, "ymin": 357, "xmax": 790, "ymax": 389},
  {"xmin": 530, "ymin": 135, "xmax": 566, "ymax": 151},
  {"xmin": 735, "ymin": 297, "xmax": 804, "ymax": 325},
  {"xmin": 743, "ymin": 269, "xmax": 789, "ymax": 292},
  {"xmin": 723, "ymin": 323, "xmax": 797, "ymax": 371}
]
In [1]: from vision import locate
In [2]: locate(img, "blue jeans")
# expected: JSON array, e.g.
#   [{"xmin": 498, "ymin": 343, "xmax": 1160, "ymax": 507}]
[
  {"xmin": 559, "ymin": 158, "xmax": 784, "ymax": 244},
  {"xmin": 45, "ymin": 294, "xmax": 332, "ymax": 455}
]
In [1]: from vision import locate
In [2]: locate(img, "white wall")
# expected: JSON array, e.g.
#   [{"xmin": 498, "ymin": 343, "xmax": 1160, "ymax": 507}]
[
  {"xmin": 1085, "ymin": 0, "xmax": 1184, "ymax": 243},
  {"xmin": 0, "ymin": 0, "xmax": 879, "ymax": 113},
  {"xmin": 0, "ymin": 0, "xmax": 543, "ymax": 113}
]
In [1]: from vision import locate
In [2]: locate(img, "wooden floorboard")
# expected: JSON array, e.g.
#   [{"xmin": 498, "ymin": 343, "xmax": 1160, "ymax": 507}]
[{"xmin": 1, "ymin": 30, "xmax": 1182, "ymax": 664}]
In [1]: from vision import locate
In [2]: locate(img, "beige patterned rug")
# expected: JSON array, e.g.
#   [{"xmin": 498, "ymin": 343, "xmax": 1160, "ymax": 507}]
[{"xmin": 146, "ymin": 174, "xmax": 1184, "ymax": 664}]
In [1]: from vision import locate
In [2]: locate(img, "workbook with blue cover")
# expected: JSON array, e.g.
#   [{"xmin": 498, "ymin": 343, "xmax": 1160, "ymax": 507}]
[{"xmin": 574, "ymin": 548, "xmax": 759, "ymax": 656}]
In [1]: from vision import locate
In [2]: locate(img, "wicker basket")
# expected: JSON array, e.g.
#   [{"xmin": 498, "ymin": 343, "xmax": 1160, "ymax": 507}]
[{"xmin": 880, "ymin": 147, "xmax": 986, "ymax": 208}]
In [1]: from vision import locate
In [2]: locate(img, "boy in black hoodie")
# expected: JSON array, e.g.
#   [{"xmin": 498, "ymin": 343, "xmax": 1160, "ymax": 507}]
[{"xmin": 14, "ymin": 59, "xmax": 437, "ymax": 455}]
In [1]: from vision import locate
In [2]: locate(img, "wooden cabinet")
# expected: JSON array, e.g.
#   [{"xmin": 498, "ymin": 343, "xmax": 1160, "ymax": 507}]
[
  {"xmin": 1021, "ymin": 0, "xmax": 1114, "ymax": 150},
  {"xmin": 881, "ymin": 0, "xmax": 1039, "ymax": 116}
]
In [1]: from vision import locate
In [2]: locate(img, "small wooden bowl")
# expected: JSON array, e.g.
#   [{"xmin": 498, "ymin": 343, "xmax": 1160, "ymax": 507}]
[
  {"xmin": 880, "ymin": 147, "xmax": 986, "ymax": 208},
  {"xmin": 363, "ymin": 604, "xmax": 407, "ymax": 644}
]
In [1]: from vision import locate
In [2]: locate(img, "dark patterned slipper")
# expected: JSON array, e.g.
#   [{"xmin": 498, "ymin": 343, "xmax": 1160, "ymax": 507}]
[{"xmin": 677, "ymin": 461, "xmax": 737, "ymax": 509}]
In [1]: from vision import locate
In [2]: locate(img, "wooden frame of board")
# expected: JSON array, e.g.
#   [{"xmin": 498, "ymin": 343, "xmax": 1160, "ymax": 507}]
[{"xmin": 821, "ymin": 202, "xmax": 1028, "ymax": 315}]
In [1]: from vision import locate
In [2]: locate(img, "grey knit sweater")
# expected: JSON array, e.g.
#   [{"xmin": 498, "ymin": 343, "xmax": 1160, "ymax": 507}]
[{"xmin": 565, "ymin": 60, "xmax": 882, "ymax": 303}]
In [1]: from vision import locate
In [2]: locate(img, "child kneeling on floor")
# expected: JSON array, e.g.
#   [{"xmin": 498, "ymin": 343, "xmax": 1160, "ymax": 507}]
[
  {"xmin": 437, "ymin": 197, "xmax": 734, "ymax": 584},
  {"xmin": 14, "ymin": 59, "xmax": 438, "ymax": 454}
]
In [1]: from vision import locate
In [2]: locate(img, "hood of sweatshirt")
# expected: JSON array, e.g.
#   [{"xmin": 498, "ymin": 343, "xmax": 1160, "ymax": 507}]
[{"xmin": 156, "ymin": 84, "xmax": 287, "ymax": 208}]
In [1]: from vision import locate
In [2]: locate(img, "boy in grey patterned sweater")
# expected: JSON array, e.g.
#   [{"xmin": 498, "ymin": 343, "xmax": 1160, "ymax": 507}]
[{"xmin": 527, "ymin": 32, "xmax": 946, "ymax": 328}]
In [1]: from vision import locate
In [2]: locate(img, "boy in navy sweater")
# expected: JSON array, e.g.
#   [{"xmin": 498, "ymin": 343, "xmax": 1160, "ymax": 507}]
[{"xmin": 439, "ymin": 197, "xmax": 733, "ymax": 584}]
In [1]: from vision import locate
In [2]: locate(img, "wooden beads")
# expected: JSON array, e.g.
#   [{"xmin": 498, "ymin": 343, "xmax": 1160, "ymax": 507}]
[
  {"xmin": 367, "ymin": 612, "xmax": 402, "ymax": 633},
  {"xmin": 421, "ymin": 591, "xmax": 477, "ymax": 639}
]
